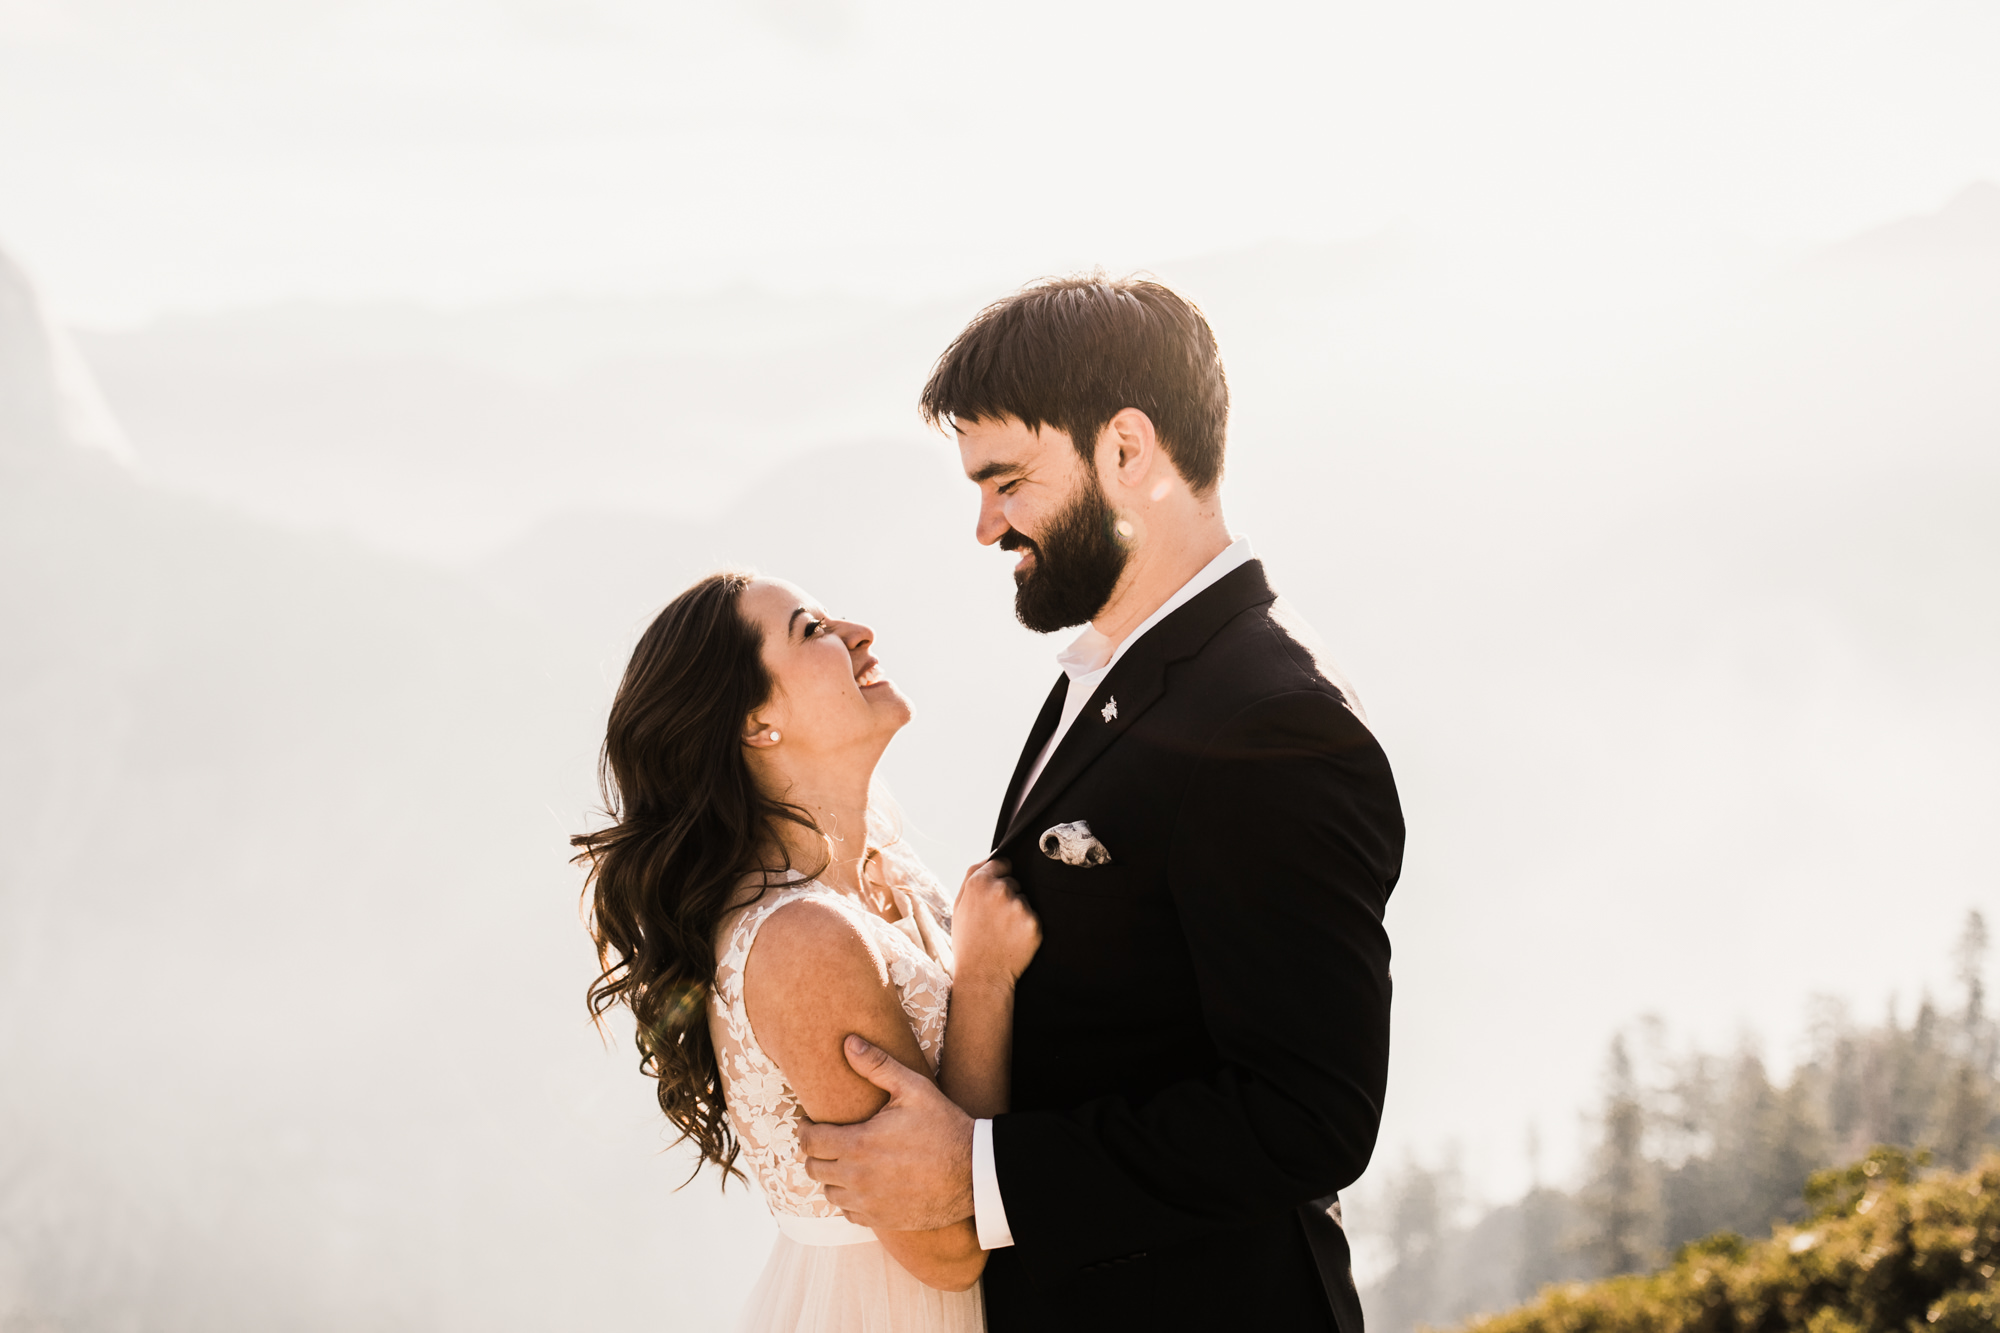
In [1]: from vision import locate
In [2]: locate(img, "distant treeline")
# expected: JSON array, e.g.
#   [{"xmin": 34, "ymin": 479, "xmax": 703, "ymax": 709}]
[
  {"xmin": 1364, "ymin": 912, "xmax": 1997, "ymax": 1333},
  {"xmin": 1460, "ymin": 1147, "xmax": 1999, "ymax": 1333}
]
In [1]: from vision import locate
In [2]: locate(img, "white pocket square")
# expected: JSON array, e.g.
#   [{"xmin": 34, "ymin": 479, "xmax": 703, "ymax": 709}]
[{"xmin": 1040, "ymin": 820, "xmax": 1113, "ymax": 867}]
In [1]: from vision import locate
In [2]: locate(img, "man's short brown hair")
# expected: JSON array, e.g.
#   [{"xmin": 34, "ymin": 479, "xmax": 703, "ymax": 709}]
[{"xmin": 919, "ymin": 274, "xmax": 1229, "ymax": 493}]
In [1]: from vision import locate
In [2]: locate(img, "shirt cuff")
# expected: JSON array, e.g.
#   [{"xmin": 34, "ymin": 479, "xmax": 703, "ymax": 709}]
[{"xmin": 971, "ymin": 1118, "xmax": 1015, "ymax": 1249}]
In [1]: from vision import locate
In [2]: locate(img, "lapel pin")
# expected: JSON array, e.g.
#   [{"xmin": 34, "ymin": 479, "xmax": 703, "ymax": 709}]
[{"xmin": 1101, "ymin": 696, "xmax": 1118, "ymax": 723}]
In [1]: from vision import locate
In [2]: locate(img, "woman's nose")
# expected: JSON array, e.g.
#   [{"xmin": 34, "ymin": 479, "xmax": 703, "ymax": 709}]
[{"xmin": 838, "ymin": 619, "xmax": 874, "ymax": 651}]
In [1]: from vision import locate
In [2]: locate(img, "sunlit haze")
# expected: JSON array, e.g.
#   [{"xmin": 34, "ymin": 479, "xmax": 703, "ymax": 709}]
[
  {"xmin": 4, "ymin": 0, "xmax": 2000, "ymax": 320},
  {"xmin": 4, "ymin": 2, "xmax": 1998, "ymax": 1329}
]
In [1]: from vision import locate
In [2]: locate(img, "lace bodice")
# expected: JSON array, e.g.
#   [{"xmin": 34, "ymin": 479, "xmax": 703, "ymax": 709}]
[{"xmin": 709, "ymin": 841, "xmax": 956, "ymax": 1219}]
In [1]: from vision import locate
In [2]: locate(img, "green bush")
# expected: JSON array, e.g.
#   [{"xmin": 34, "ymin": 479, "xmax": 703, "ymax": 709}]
[{"xmin": 1451, "ymin": 1148, "xmax": 2000, "ymax": 1333}]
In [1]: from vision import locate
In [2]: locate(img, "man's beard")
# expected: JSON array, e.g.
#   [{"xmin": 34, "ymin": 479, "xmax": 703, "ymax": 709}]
[{"xmin": 1002, "ymin": 472, "xmax": 1130, "ymax": 634}]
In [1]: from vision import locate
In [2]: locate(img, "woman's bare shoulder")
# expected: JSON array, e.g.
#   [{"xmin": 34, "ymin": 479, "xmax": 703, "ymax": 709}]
[
  {"xmin": 741, "ymin": 893, "xmax": 889, "ymax": 996},
  {"xmin": 740, "ymin": 892, "xmax": 925, "ymax": 1125}
]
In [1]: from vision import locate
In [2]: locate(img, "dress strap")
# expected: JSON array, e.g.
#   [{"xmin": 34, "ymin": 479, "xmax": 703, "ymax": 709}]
[{"xmin": 721, "ymin": 872, "xmax": 818, "ymax": 957}]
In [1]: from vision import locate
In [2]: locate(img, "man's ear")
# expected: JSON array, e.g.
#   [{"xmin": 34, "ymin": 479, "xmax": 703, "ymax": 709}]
[{"xmin": 1103, "ymin": 407, "xmax": 1158, "ymax": 484}]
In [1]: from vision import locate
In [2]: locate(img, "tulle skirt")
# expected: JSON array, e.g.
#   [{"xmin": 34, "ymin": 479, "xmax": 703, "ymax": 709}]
[{"xmin": 732, "ymin": 1233, "xmax": 985, "ymax": 1333}]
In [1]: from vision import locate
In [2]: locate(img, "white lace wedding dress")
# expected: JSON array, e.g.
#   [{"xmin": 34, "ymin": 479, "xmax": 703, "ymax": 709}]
[{"xmin": 708, "ymin": 843, "xmax": 985, "ymax": 1333}]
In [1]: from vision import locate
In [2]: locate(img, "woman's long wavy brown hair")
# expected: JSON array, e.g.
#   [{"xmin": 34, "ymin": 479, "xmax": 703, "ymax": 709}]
[{"xmin": 572, "ymin": 571, "xmax": 822, "ymax": 1182}]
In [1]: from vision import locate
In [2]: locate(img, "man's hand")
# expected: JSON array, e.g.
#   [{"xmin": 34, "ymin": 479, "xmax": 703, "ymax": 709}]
[{"xmin": 799, "ymin": 1034, "xmax": 976, "ymax": 1232}]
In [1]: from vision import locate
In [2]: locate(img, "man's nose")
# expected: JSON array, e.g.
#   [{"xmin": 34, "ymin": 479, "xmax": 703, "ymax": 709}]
[{"xmin": 975, "ymin": 495, "xmax": 1008, "ymax": 546}]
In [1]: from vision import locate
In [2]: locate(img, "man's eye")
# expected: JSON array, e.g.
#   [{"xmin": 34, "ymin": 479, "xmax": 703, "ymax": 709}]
[{"xmin": 998, "ymin": 481, "xmax": 1021, "ymax": 496}]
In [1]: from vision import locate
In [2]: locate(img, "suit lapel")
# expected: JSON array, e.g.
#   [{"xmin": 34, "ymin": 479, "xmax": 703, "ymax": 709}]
[
  {"xmin": 995, "ymin": 560, "xmax": 1279, "ymax": 852},
  {"xmin": 998, "ymin": 649, "xmax": 1168, "ymax": 853},
  {"xmin": 992, "ymin": 675, "xmax": 1069, "ymax": 849}
]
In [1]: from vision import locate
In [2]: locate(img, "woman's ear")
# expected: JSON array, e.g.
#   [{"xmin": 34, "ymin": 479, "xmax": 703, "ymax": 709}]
[{"xmin": 743, "ymin": 716, "xmax": 781, "ymax": 749}]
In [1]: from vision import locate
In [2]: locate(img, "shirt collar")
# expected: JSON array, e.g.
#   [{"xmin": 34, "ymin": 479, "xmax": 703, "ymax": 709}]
[{"xmin": 1054, "ymin": 536, "xmax": 1256, "ymax": 681}]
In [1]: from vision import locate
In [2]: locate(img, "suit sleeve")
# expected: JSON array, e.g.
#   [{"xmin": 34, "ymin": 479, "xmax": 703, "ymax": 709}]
[{"xmin": 989, "ymin": 688, "xmax": 1403, "ymax": 1286}]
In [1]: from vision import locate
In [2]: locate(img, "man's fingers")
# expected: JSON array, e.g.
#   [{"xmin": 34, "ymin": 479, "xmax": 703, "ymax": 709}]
[
  {"xmin": 801, "ymin": 1153, "xmax": 848, "ymax": 1187},
  {"xmin": 798, "ymin": 1120, "xmax": 859, "ymax": 1162},
  {"xmin": 840, "ymin": 1034, "xmax": 925, "ymax": 1099},
  {"xmin": 798, "ymin": 1121, "xmax": 835, "ymax": 1158}
]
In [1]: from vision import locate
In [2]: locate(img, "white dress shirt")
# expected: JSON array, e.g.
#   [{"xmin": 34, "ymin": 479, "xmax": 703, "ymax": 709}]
[{"xmin": 973, "ymin": 535, "xmax": 1255, "ymax": 1250}]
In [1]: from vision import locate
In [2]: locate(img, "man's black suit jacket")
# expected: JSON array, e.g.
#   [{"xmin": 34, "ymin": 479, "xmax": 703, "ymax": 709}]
[{"xmin": 980, "ymin": 560, "xmax": 1403, "ymax": 1333}]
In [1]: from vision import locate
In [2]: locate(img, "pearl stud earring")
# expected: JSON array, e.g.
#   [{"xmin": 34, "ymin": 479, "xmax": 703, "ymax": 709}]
[{"xmin": 768, "ymin": 730, "xmax": 781, "ymax": 743}]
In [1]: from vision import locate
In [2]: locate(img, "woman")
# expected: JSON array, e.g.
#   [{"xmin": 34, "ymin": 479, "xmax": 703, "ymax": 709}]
[{"xmin": 574, "ymin": 571, "xmax": 1039, "ymax": 1332}]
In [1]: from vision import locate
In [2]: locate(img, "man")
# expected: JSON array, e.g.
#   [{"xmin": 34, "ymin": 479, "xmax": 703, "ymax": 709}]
[{"xmin": 800, "ymin": 275, "xmax": 1404, "ymax": 1331}]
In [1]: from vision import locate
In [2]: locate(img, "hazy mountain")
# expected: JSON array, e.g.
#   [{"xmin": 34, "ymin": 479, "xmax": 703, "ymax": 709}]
[
  {"xmin": 0, "ymin": 248, "xmax": 132, "ymax": 464},
  {"xmin": 73, "ymin": 183, "xmax": 2000, "ymax": 568},
  {"xmin": 0, "ymin": 250, "xmax": 776, "ymax": 1332},
  {"xmin": 1824, "ymin": 181, "xmax": 2000, "ymax": 264},
  {"xmin": 71, "ymin": 288, "xmax": 976, "ymax": 562}
]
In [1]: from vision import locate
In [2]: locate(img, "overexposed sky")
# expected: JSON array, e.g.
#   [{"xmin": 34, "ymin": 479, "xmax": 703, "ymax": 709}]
[{"xmin": 4, "ymin": 0, "xmax": 2000, "ymax": 323}]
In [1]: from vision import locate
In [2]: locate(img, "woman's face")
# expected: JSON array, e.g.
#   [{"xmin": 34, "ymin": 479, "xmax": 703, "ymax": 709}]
[{"xmin": 739, "ymin": 577, "xmax": 912, "ymax": 758}]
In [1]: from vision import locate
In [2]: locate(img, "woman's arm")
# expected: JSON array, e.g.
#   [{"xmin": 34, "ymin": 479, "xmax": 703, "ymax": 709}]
[
  {"xmin": 742, "ymin": 900, "xmax": 986, "ymax": 1292},
  {"xmin": 937, "ymin": 974, "xmax": 1015, "ymax": 1119},
  {"xmin": 937, "ymin": 858, "xmax": 1040, "ymax": 1120}
]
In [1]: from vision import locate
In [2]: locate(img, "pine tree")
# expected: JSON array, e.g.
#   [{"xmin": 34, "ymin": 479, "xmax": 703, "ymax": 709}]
[{"xmin": 1582, "ymin": 1035, "xmax": 1659, "ymax": 1275}]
